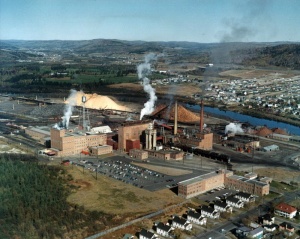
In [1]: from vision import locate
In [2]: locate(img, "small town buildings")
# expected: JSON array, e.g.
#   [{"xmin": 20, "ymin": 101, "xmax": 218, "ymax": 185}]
[
  {"xmin": 258, "ymin": 214, "xmax": 275, "ymax": 225},
  {"xmin": 155, "ymin": 222, "xmax": 174, "ymax": 237},
  {"xmin": 263, "ymin": 224, "xmax": 277, "ymax": 232},
  {"xmin": 249, "ymin": 227, "xmax": 264, "ymax": 239},
  {"xmin": 200, "ymin": 205, "xmax": 220, "ymax": 219},
  {"xmin": 226, "ymin": 196, "xmax": 244, "ymax": 208},
  {"xmin": 235, "ymin": 192, "xmax": 255, "ymax": 203},
  {"xmin": 275, "ymin": 202, "xmax": 297, "ymax": 218},
  {"xmin": 279, "ymin": 222, "xmax": 295, "ymax": 236},
  {"xmin": 261, "ymin": 144, "xmax": 279, "ymax": 152},
  {"xmin": 129, "ymin": 149, "xmax": 148, "ymax": 160},
  {"xmin": 213, "ymin": 201, "xmax": 232, "ymax": 213},
  {"xmin": 171, "ymin": 215, "xmax": 192, "ymax": 231},
  {"xmin": 139, "ymin": 229, "xmax": 158, "ymax": 239},
  {"xmin": 236, "ymin": 226, "xmax": 251, "ymax": 238},
  {"xmin": 186, "ymin": 209, "xmax": 207, "ymax": 225}
]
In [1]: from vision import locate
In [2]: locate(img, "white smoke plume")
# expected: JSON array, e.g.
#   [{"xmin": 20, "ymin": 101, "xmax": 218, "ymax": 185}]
[
  {"xmin": 138, "ymin": 53, "xmax": 158, "ymax": 120},
  {"xmin": 53, "ymin": 89, "xmax": 77, "ymax": 129},
  {"xmin": 62, "ymin": 89, "xmax": 78, "ymax": 128},
  {"xmin": 225, "ymin": 122, "xmax": 244, "ymax": 134}
]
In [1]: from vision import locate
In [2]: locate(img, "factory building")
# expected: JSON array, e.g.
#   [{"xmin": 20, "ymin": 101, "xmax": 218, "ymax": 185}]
[
  {"xmin": 225, "ymin": 175, "xmax": 270, "ymax": 196},
  {"xmin": 147, "ymin": 149, "xmax": 184, "ymax": 161},
  {"xmin": 129, "ymin": 149, "xmax": 148, "ymax": 160},
  {"xmin": 118, "ymin": 120, "xmax": 151, "ymax": 152},
  {"xmin": 178, "ymin": 170, "xmax": 269, "ymax": 199},
  {"xmin": 50, "ymin": 128, "xmax": 107, "ymax": 156},
  {"xmin": 25, "ymin": 126, "xmax": 51, "ymax": 144},
  {"xmin": 178, "ymin": 170, "xmax": 232, "ymax": 199},
  {"xmin": 90, "ymin": 145, "xmax": 113, "ymax": 156}
]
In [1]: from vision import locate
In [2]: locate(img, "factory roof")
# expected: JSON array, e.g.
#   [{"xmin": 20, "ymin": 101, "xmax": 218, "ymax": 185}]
[
  {"xmin": 178, "ymin": 170, "xmax": 223, "ymax": 186},
  {"xmin": 26, "ymin": 126, "xmax": 50, "ymax": 136},
  {"xmin": 227, "ymin": 175, "xmax": 268, "ymax": 187}
]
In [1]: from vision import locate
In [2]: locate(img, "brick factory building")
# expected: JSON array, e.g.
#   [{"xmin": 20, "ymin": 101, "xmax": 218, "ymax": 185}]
[
  {"xmin": 178, "ymin": 170, "xmax": 269, "ymax": 199},
  {"xmin": 178, "ymin": 170, "xmax": 232, "ymax": 199},
  {"xmin": 147, "ymin": 149, "xmax": 184, "ymax": 161},
  {"xmin": 225, "ymin": 175, "xmax": 269, "ymax": 196},
  {"xmin": 118, "ymin": 120, "xmax": 159, "ymax": 151},
  {"xmin": 25, "ymin": 126, "xmax": 51, "ymax": 144},
  {"xmin": 50, "ymin": 128, "xmax": 107, "ymax": 156},
  {"xmin": 90, "ymin": 145, "xmax": 113, "ymax": 156},
  {"xmin": 129, "ymin": 149, "xmax": 148, "ymax": 160}
]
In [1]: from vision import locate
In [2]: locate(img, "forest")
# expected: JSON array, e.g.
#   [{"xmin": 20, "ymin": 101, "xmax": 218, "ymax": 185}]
[{"xmin": 0, "ymin": 154, "xmax": 111, "ymax": 239}]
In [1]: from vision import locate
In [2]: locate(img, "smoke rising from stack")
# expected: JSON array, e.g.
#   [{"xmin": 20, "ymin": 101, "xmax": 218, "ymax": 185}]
[
  {"xmin": 138, "ymin": 53, "xmax": 158, "ymax": 120},
  {"xmin": 53, "ymin": 89, "xmax": 78, "ymax": 129},
  {"xmin": 225, "ymin": 122, "xmax": 244, "ymax": 134}
]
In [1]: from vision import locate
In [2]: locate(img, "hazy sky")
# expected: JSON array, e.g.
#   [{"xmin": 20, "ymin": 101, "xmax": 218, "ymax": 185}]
[{"xmin": 1, "ymin": 0, "xmax": 299, "ymax": 42}]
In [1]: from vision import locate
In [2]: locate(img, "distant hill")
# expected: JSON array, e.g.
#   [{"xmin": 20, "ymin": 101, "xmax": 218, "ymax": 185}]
[{"xmin": 0, "ymin": 39, "xmax": 299, "ymax": 68}]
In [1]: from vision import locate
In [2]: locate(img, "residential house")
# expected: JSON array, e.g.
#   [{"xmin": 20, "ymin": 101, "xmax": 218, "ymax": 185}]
[
  {"xmin": 156, "ymin": 222, "xmax": 174, "ymax": 238},
  {"xmin": 279, "ymin": 222, "xmax": 295, "ymax": 236},
  {"xmin": 263, "ymin": 224, "xmax": 277, "ymax": 232},
  {"xmin": 139, "ymin": 229, "xmax": 159, "ymax": 239},
  {"xmin": 275, "ymin": 202, "xmax": 297, "ymax": 218},
  {"xmin": 258, "ymin": 214, "xmax": 275, "ymax": 225},
  {"xmin": 226, "ymin": 196, "xmax": 244, "ymax": 208},
  {"xmin": 200, "ymin": 205, "xmax": 220, "ymax": 219},
  {"xmin": 187, "ymin": 210, "xmax": 207, "ymax": 225},
  {"xmin": 171, "ymin": 215, "xmax": 192, "ymax": 231},
  {"xmin": 235, "ymin": 192, "xmax": 255, "ymax": 203},
  {"xmin": 249, "ymin": 227, "xmax": 264, "ymax": 239},
  {"xmin": 236, "ymin": 226, "xmax": 251, "ymax": 238},
  {"xmin": 213, "ymin": 201, "xmax": 233, "ymax": 213}
]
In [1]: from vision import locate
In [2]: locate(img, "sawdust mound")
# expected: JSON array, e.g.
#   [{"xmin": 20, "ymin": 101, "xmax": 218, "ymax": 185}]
[
  {"xmin": 75, "ymin": 92, "xmax": 130, "ymax": 111},
  {"xmin": 152, "ymin": 104, "xmax": 200, "ymax": 123}
]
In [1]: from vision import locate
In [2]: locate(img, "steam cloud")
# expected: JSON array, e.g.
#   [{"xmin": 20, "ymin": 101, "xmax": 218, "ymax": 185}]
[
  {"xmin": 53, "ymin": 89, "xmax": 78, "ymax": 129},
  {"xmin": 138, "ymin": 53, "xmax": 158, "ymax": 120},
  {"xmin": 225, "ymin": 122, "xmax": 244, "ymax": 134}
]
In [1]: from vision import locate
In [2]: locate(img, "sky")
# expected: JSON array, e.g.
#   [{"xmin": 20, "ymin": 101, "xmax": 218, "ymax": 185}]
[{"xmin": 0, "ymin": 0, "xmax": 299, "ymax": 43}]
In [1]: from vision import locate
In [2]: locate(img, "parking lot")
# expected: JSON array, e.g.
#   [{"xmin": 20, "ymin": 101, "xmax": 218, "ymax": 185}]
[
  {"xmin": 69, "ymin": 156, "xmax": 194, "ymax": 191},
  {"xmin": 198, "ymin": 187, "xmax": 240, "ymax": 203}
]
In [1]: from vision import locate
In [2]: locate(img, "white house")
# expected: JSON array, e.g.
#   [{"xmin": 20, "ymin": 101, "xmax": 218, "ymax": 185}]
[
  {"xmin": 187, "ymin": 210, "xmax": 207, "ymax": 225},
  {"xmin": 226, "ymin": 196, "xmax": 244, "ymax": 208},
  {"xmin": 139, "ymin": 229, "xmax": 159, "ymax": 239},
  {"xmin": 156, "ymin": 222, "xmax": 174, "ymax": 237},
  {"xmin": 172, "ymin": 215, "xmax": 192, "ymax": 231},
  {"xmin": 275, "ymin": 202, "xmax": 297, "ymax": 218},
  {"xmin": 200, "ymin": 205, "xmax": 220, "ymax": 219},
  {"xmin": 213, "ymin": 201, "xmax": 232, "ymax": 213},
  {"xmin": 235, "ymin": 192, "xmax": 255, "ymax": 203},
  {"xmin": 258, "ymin": 214, "xmax": 275, "ymax": 225}
]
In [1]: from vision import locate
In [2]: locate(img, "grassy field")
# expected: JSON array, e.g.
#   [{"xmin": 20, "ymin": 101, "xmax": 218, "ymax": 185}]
[{"xmin": 66, "ymin": 165, "xmax": 184, "ymax": 217}]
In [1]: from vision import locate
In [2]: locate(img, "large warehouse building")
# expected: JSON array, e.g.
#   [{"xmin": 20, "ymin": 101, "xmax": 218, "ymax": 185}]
[
  {"xmin": 50, "ymin": 128, "xmax": 107, "ymax": 156},
  {"xmin": 178, "ymin": 170, "xmax": 269, "ymax": 199}
]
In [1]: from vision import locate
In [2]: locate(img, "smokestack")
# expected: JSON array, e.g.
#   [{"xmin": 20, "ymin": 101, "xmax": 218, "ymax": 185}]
[
  {"xmin": 200, "ymin": 100, "xmax": 204, "ymax": 132},
  {"xmin": 174, "ymin": 101, "xmax": 178, "ymax": 135}
]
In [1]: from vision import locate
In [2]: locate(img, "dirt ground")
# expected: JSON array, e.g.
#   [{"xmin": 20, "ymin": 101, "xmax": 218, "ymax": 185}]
[
  {"xmin": 219, "ymin": 69, "xmax": 296, "ymax": 79},
  {"xmin": 253, "ymin": 166, "xmax": 300, "ymax": 183},
  {"xmin": 108, "ymin": 82, "xmax": 201, "ymax": 98}
]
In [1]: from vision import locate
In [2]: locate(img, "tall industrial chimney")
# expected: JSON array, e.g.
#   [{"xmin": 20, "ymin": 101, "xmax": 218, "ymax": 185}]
[
  {"xmin": 174, "ymin": 101, "xmax": 178, "ymax": 135},
  {"xmin": 200, "ymin": 100, "xmax": 204, "ymax": 132}
]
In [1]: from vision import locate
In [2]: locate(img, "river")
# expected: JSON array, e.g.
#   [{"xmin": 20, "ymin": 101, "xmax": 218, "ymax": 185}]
[{"xmin": 186, "ymin": 104, "xmax": 300, "ymax": 136}]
